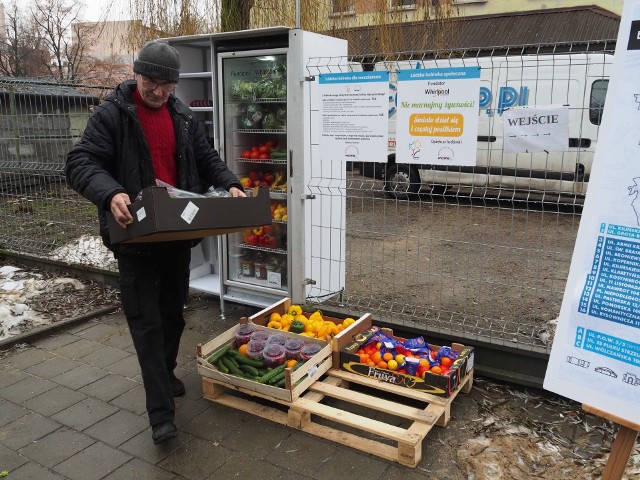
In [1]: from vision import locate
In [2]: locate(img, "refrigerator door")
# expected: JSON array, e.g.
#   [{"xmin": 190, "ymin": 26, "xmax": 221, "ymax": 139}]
[{"xmin": 218, "ymin": 50, "xmax": 289, "ymax": 299}]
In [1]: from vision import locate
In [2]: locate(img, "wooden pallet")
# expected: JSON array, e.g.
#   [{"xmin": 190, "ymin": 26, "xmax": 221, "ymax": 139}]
[{"xmin": 201, "ymin": 367, "xmax": 474, "ymax": 467}]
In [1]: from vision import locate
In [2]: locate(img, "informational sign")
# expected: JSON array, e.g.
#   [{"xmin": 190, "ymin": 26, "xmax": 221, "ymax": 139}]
[
  {"xmin": 318, "ymin": 71, "xmax": 389, "ymax": 162},
  {"xmin": 395, "ymin": 67, "xmax": 480, "ymax": 165},
  {"xmin": 503, "ymin": 105, "xmax": 569, "ymax": 153},
  {"xmin": 544, "ymin": 1, "xmax": 640, "ymax": 426}
]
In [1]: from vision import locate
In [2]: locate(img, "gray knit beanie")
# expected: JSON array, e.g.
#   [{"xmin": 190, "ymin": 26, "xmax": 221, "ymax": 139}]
[{"xmin": 133, "ymin": 41, "xmax": 180, "ymax": 83}]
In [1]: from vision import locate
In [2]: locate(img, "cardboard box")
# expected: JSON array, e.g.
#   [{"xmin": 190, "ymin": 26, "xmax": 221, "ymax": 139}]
[
  {"xmin": 333, "ymin": 323, "xmax": 474, "ymax": 398},
  {"xmin": 196, "ymin": 319, "xmax": 332, "ymax": 403},
  {"xmin": 249, "ymin": 297, "xmax": 371, "ymax": 367},
  {"xmin": 107, "ymin": 186, "xmax": 271, "ymax": 244}
]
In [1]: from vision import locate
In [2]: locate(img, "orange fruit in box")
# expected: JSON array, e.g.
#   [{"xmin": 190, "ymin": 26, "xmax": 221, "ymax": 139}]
[
  {"xmin": 359, "ymin": 353, "xmax": 370, "ymax": 363},
  {"xmin": 431, "ymin": 365, "xmax": 442, "ymax": 374},
  {"xmin": 387, "ymin": 359, "xmax": 398, "ymax": 371},
  {"xmin": 440, "ymin": 357, "xmax": 452, "ymax": 368},
  {"xmin": 238, "ymin": 344, "xmax": 248, "ymax": 357},
  {"xmin": 377, "ymin": 361, "xmax": 388, "ymax": 369},
  {"xmin": 419, "ymin": 358, "xmax": 429, "ymax": 368},
  {"xmin": 367, "ymin": 361, "xmax": 376, "ymax": 366},
  {"xmin": 382, "ymin": 352, "xmax": 393, "ymax": 362},
  {"xmin": 371, "ymin": 351, "xmax": 382, "ymax": 364}
]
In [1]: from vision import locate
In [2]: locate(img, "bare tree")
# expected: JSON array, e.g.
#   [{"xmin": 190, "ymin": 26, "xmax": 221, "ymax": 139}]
[
  {"xmin": 31, "ymin": 0, "xmax": 90, "ymax": 81},
  {"xmin": 0, "ymin": 1, "xmax": 49, "ymax": 77}
]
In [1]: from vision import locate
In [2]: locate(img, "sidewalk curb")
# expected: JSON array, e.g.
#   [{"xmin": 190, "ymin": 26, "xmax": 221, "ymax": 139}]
[{"xmin": 0, "ymin": 304, "xmax": 120, "ymax": 350}]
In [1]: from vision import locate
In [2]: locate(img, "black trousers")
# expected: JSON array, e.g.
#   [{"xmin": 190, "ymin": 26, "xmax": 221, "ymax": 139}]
[{"xmin": 116, "ymin": 242, "xmax": 191, "ymax": 426}]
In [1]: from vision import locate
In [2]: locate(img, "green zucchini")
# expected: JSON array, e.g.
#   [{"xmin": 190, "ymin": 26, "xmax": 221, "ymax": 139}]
[
  {"xmin": 221, "ymin": 356, "xmax": 244, "ymax": 376},
  {"xmin": 227, "ymin": 350, "xmax": 265, "ymax": 368},
  {"xmin": 268, "ymin": 361, "xmax": 304, "ymax": 385},
  {"xmin": 239, "ymin": 364, "xmax": 260, "ymax": 377},
  {"xmin": 224, "ymin": 354, "xmax": 240, "ymax": 369},
  {"xmin": 207, "ymin": 345, "xmax": 231, "ymax": 365},
  {"xmin": 256, "ymin": 364, "xmax": 286, "ymax": 384},
  {"xmin": 216, "ymin": 359, "xmax": 229, "ymax": 374}
]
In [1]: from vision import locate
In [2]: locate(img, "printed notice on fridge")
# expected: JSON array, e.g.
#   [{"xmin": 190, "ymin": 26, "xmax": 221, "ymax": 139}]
[
  {"xmin": 395, "ymin": 67, "xmax": 480, "ymax": 166},
  {"xmin": 544, "ymin": 0, "xmax": 640, "ymax": 426},
  {"xmin": 318, "ymin": 71, "xmax": 388, "ymax": 163}
]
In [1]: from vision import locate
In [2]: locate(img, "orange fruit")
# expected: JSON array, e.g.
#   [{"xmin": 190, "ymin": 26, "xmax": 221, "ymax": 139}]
[
  {"xmin": 359, "ymin": 353, "xmax": 370, "ymax": 363},
  {"xmin": 419, "ymin": 358, "xmax": 429, "ymax": 368},
  {"xmin": 387, "ymin": 359, "xmax": 398, "ymax": 371},
  {"xmin": 377, "ymin": 360, "xmax": 388, "ymax": 369},
  {"xmin": 286, "ymin": 359, "xmax": 298, "ymax": 368},
  {"xmin": 431, "ymin": 365, "xmax": 442, "ymax": 374},
  {"xmin": 367, "ymin": 361, "xmax": 376, "ymax": 366},
  {"xmin": 440, "ymin": 357, "xmax": 452, "ymax": 367},
  {"xmin": 372, "ymin": 351, "xmax": 382, "ymax": 364},
  {"xmin": 382, "ymin": 352, "xmax": 393, "ymax": 362},
  {"xmin": 238, "ymin": 344, "xmax": 249, "ymax": 357}
]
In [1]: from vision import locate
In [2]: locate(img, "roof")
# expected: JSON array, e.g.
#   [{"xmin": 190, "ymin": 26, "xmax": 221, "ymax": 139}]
[
  {"xmin": 334, "ymin": 6, "xmax": 621, "ymax": 57},
  {"xmin": 0, "ymin": 77, "xmax": 100, "ymax": 101}
]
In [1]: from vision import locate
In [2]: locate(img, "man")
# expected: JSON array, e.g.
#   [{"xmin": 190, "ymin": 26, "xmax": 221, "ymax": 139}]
[{"xmin": 65, "ymin": 41, "xmax": 245, "ymax": 445}]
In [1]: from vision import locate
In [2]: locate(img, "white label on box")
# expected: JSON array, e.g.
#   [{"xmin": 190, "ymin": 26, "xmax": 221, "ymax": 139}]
[
  {"xmin": 467, "ymin": 351, "xmax": 474, "ymax": 371},
  {"xmin": 181, "ymin": 201, "xmax": 199, "ymax": 224},
  {"xmin": 267, "ymin": 271, "xmax": 282, "ymax": 288},
  {"xmin": 136, "ymin": 207, "xmax": 146, "ymax": 222},
  {"xmin": 308, "ymin": 363, "xmax": 318, "ymax": 378}
]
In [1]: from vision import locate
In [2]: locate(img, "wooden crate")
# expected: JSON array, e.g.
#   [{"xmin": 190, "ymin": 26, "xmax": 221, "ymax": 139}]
[
  {"xmin": 249, "ymin": 298, "xmax": 371, "ymax": 361},
  {"xmin": 196, "ymin": 319, "xmax": 332, "ymax": 403},
  {"xmin": 201, "ymin": 364, "xmax": 473, "ymax": 467}
]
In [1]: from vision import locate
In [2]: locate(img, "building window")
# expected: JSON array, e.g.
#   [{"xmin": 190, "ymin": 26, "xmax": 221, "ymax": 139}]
[
  {"xmin": 390, "ymin": 0, "xmax": 416, "ymax": 10},
  {"xmin": 590, "ymin": 79, "xmax": 608, "ymax": 125},
  {"xmin": 331, "ymin": 0, "xmax": 355, "ymax": 14}
]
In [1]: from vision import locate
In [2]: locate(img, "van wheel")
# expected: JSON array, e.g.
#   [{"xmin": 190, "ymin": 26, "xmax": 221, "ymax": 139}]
[{"xmin": 384, "ymin": 164, "xmax": 421, "ymax": 200}]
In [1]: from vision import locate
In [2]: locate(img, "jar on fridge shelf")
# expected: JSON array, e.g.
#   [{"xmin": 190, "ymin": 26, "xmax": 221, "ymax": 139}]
[
  {"xmin": 254, "ymin": 252, "xmax": 267, "ymax": 280},
  {"xmin": 240, "ymin": 250, "xmax": 255, "ymax": 277},
  {"xmin": 262, "ymin": 343, "xmax": 286, "ymax": 367}
]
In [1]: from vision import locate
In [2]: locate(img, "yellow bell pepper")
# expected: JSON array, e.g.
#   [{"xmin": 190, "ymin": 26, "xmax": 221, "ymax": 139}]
[{"xmin": 288, "ymin": 304, "xmax": 303, "ymax": 316}]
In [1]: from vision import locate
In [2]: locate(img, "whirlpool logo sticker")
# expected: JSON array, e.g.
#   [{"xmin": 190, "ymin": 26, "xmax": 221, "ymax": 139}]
[{"xmin": 437, "ymin": 147, "xmax": 454, "ymax": 162}]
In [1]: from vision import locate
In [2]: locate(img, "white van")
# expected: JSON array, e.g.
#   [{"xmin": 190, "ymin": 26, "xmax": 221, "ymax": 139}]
[{"xmin": 362, "ymin": 53, "xmax": 612, "ymax": 201}]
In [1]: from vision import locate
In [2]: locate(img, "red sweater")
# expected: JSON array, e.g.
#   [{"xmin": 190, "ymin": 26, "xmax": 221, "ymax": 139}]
[{"xmin": 133, "ymin": 89, "xmax": 177, "ymax": 186}]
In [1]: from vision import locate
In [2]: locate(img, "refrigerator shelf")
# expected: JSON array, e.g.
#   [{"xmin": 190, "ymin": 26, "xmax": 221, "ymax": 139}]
[
  {"xmin": 236, "ymin": 158, "xmax": 287, "ymax": 165},
  {"xmin": 235, "ymin": 128, "xmax": 286, "ymax": 134},
  {"xmin": 238, "ymin": 243, "xmax": 287, "ymax": 255},
  {"xmin": 229, "ymin": 97, "xmax": 286, "ymax": 103}
]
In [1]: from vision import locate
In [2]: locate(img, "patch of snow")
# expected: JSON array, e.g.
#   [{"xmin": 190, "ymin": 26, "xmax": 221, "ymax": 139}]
[
  {"xmin": 49, "ymin": 235, "xmax": 116, "ymax": 270},
  {"xmin": 0, "ymin": 266, "xmax": 87, "ymax": 341}
]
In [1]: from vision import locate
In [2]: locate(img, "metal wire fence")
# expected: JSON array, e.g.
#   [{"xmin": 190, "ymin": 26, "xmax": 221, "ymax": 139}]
[
  {"xmin": 304, "ymin": 42, "xmax": 615, "ymax": 352},
  {"xmin": 0, "ymin": 77, "xmax": 118, "ymax": 270},
  {"xmin": 0, "ymin": 41, "xmax": 615, "ymax": 353}
]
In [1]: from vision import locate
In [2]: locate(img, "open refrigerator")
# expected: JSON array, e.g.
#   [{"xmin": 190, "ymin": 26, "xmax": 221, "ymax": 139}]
[{"xmin": 163, "ymin": 28, "xmax": 348, "ymax": 308}]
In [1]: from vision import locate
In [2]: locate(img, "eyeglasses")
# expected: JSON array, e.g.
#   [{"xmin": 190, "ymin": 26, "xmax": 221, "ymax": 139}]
[{"xmin": 138, "ymin": 75, "xmax": 176, "ymax": 92}]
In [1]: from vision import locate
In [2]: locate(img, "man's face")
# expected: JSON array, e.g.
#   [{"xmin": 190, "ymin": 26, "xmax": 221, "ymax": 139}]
[{"xmin": 135, "ymin": 74, "xmax": 176, "ymax": 109}]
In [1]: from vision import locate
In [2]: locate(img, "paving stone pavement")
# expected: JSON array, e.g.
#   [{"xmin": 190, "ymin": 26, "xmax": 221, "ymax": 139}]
[{"xmin": 1, "ymin": 296, "xmax": 617, "ymax": 480}]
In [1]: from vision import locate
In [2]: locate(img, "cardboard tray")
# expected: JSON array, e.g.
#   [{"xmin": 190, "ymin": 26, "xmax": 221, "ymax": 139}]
[
  {"xmin": 249, "ymin": 297, "xmax": 372, "ymax": 367},
  {"xmin": 196, "ymin": 319, "xmax": 333, "ymax": 403},
  {"xmin": 107, "ymin": 186, "xmax": 271, "ymax": 244},
  {"xmin": 332, "ymin": 321, "xmax": 474, "ymax": 398}
]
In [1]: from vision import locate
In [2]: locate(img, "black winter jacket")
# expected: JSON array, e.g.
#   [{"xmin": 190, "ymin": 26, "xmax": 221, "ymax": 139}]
[{"xmin": 65, "ymin": 80, "xmax": 241, "ymax": 252}]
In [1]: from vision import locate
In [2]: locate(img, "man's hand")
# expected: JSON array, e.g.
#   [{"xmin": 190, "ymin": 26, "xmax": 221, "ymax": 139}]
[
  {"xmin": 229, "ymin": 187, "xmax": 247, "ymax": 198},
  {"xmin": 110, "ymin": 192, "xmax": 133, "ymax": 228}
]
